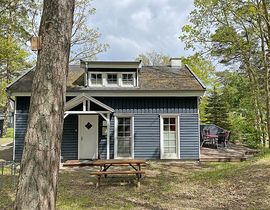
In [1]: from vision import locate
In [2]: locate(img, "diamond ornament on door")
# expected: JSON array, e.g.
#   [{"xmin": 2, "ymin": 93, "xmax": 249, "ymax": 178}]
[{"xmin": 85, "ymin": 122, "xmax": 92, "ymax": 130}]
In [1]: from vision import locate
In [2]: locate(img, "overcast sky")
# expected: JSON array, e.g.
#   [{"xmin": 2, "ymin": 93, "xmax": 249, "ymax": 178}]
[{"xmin": 89, "ymin": 0, "xmax": 194, "ymax": 61}]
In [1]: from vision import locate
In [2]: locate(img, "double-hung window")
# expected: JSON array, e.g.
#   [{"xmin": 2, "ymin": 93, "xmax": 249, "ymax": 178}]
[
  {"xmin": 115, "ymin": 116, "xmax": 133, "ymax": 158},
  {"xmin": 90, "ymin": 73, "xmax": 102, "ymax": 86},
  {"xmin": 122, "ymin": 73, "xmax": 134, "ymax": 86},
  {"xmin": 107, "ymin": 73, "xmax": 118, "ymax": 85}
]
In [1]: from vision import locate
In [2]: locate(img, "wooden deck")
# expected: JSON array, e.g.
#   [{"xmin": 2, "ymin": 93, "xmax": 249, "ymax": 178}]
[{"xmin": 200, "ymin": 143, "xmax": 259, "ymax": 162}]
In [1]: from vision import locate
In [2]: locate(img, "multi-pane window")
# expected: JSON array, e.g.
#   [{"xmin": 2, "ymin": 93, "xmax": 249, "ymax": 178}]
[
  {"xmin": 122, "ymin": 73, "xmax": 134, "ymax": 86},
  {"xmin": 163, "ymin": 117, "xmax": 177, "ymax": 154},
  {"xmin": 107, "ymin": 73, "xmax": 118, "ymax": 85},
  {"xmin": 117, "ymin": 117, "xmax": 132, "ymax": 157},
  {"xmin": 90, "ymin": 73, "xmax": 102, "ymax": 85}
]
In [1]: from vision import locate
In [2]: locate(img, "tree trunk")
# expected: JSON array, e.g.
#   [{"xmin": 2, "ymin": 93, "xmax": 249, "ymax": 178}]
[
  {"xmin": 2, "ymin": 96, "xmax": 9, "ymax": 137},
  {"xmin": 261, "ymin": 0, "xmax": 270, "ymax": 148},
  {"xmin": 14, "ymin": 0, "xmax": 75, "ymax": 209}
]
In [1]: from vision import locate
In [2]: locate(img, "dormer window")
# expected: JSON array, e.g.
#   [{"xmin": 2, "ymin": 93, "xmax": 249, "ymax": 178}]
[
  {"xmin": 90, "ymin": 73, "xmax": 102, "ymax": 86},
  {"xmin": 122, "ymin": 73, "xmax": 134, "ymax": 86},
  {"xmin": 88, "ymin": 72, "xmax": 137, "ymax": 87},
  {"xmin": 107, "ymin": 73, "xmax": 118, "ymax": 85}
]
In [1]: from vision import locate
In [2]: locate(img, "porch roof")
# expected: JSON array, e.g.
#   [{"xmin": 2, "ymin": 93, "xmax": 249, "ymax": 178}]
[{"xmin": 65, "ymin": 93, "xmax": 114, "ymax": 112}]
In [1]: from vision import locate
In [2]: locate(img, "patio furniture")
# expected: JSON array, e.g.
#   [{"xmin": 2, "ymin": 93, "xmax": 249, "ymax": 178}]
[
  {"xmin": 89, "ymin": 159, "xmax": 146, "ymax": 187},
  {"xmin": 200, "ymin": 124, "xmax": 230, "ymax": 148}
]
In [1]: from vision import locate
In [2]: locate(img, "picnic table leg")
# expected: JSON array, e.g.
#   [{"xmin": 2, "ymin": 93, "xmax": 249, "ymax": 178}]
[
  {"xmin": 138, "ymin": 164, "xmax": 142, "ymax": 178},
  {"xmin": 96, "ymin": 175, "xmax": 101, "ymax": 188},
  {"xmin": 136, "ymin": 174, "xmax": 140, "ymax": 188}
]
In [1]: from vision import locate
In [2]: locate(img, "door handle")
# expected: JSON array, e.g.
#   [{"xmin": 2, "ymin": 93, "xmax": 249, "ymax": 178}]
[{"xmin": 81, "ymin": 136, "xmax": 83, "ymax": 141}]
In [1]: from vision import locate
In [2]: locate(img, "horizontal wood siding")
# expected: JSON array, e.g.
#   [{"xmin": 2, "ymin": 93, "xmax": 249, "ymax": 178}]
[
  {"xmin": 134, "ymin": 114, "xmax": 160, "ymax": 159},
  {"xmin": 109, "ymin": 117, "xmax": 115, "ymax": 159},
  {"xmin": 180, "ymin": 114, "xmax": 199, "ymax": 160},
  {"xmin": 15, "ymin": 96, "xmax": 199, "ymax": 160},
  {"xmin": 61, "ymin": 115, "xmax": 78, "ymax": 160},
  {"xmin": 14, "ymin": 113, "xmax": 28, "ymax": 160}
]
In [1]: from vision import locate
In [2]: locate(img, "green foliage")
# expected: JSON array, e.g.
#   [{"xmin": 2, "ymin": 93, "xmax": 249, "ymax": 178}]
[
  {"xmin": 0, "ymin": 80, "xmax": 7, "ymax": 112},
  {"xmin": 181, "ymin": 0, "xmax": 270, "ymax": 147},
  {"xmin": 181, "ymin": 54, "xmax": 218, "ymax": 122},
  {"xmin": 204, "ymin": 87, "xmax": 229, "ymax": 129},
  {"xmin": 4, "ymin": 128, "xmax": 14, "ymax": 138},
  {"xmin": 218, "ymin": 71, "xmax": 262, "ymax": 147},
  {"xmin": 181, "ymin": 54, "xmax": 216, "ymax": 86}
]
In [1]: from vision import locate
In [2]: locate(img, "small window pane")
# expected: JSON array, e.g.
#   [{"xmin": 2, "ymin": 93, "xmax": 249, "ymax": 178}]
[
  {"xmin": 90, "ymin": 73, "xmax": 102, "ymax": 85},
  {"xmin": 107, "ymin": 74, "xmax": 118, "ymax": 84},
  {"xmin": 118, "ymin": 118, "xmax": 123, "ymax": 124},
  {"xmin": 170, "ymin": 125, "xmax": 176, "ymax": 131},
  {"xmin": 164, "ymin": 125, "xmax": 169, "ymax": 131},
  {"xmin": 170, "ymin": 118, "xmax": 176, "ymax": 124},
  {"xmin": 122, "ymin": 73, "xmax": 134, "ymax": 86},
  {"xmin": 124, "ymin": 118, "xmax": 131, "ymax": 124},
  {"xmin": 102, "ymin": 127, "xmax": 107, "ymax": 136},
  {"xmin": 164, "ymin": 118, "xmax": 169, "ymax": 124}
]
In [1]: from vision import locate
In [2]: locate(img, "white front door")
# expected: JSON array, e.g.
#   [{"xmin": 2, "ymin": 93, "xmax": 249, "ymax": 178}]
[
  {"xmin": 79, "ymin": 115, "xmax": 98, "ymax": 159},
  {"xmin": 161, "ymin": 116, "xmax": 179, "ymax": 159}
]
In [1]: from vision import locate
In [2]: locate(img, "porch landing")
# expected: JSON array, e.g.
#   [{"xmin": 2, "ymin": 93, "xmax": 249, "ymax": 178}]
[{"xmin": 200, "ymin": 143, "xmax": 259, "ymax": 162}]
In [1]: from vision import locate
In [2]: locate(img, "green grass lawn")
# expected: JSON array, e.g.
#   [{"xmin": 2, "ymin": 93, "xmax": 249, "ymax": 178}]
[
  {"xmin": 0, "ymin": 128, "xmax": 14, "ymax": 146},
  {"xmin": 1, "ymin": 151, "xmax": 270, "ymax": 210},
  {"xmin": 0, "ymin": 137, "xmax": 13, "ymax": 146}
]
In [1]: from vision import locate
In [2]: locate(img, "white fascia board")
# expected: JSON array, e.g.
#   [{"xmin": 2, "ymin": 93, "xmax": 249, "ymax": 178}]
[
  {"xmin": 85, "ymin": 61, "xmax": 141, "ymax": 69},
  {"xmin": 10, "ymin": 90, "xmax": 205, "ymax": 97},
  {"xmin": 65, "ymin": 93, "xmax": 114, "ymax": 112},
  {"xmin": 184, "ymin": 64, "xmax": 206, "ymax": 90}
]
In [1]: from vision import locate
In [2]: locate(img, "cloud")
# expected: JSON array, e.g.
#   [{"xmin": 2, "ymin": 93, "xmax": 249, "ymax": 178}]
[{"xmin": 89, "ymin": 0, "xmax": 194, "ymax": 60}]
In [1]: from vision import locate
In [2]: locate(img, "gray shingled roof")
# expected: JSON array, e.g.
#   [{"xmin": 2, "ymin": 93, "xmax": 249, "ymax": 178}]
[{"xmin": 7, "ymin": 65, "xmax": 205, "ymax": 93}]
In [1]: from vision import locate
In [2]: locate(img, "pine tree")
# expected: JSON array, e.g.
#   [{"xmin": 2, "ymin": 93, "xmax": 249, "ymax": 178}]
[{"xmin": 204, "ymin": 87, "xmax": 229, "ymax": 129}]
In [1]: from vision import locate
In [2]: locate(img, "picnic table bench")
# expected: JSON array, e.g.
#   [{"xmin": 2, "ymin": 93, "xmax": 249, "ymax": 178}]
[{"xmin": 89, "ymin": 159, "xmax": 146, "ymax": 187}]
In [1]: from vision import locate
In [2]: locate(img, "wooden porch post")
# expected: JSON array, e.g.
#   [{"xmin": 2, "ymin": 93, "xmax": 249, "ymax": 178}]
[{"xmin": 107, "ymin": 113, "xmax": 110, "ymax": 160}]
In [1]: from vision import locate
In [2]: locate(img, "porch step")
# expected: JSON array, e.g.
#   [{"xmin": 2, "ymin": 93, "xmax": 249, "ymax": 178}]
[{"xmin": 200, "ymin": 157, "xmax": 247, "ymax": 162}]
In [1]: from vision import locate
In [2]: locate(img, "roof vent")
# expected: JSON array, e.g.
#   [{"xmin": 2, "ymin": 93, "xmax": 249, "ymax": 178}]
[{"xmin": 170, "ymin": 58, "xmax": 181, "ymax": 67}]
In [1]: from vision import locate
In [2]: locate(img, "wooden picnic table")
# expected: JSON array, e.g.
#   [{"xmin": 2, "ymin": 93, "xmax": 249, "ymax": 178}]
[{"xmin": 90, "ymin": 159, "xmax": 146, "ymax": 187}]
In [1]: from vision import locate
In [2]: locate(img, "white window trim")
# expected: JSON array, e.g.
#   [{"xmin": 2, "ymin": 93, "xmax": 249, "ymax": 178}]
[
  {"xmin": 114, "ymin": 114, "xmax": 134, "ymax": 159},
  {"xmin": 87, "ymin": 71, "xmax": 137, "ymax": 88},
  {"xmin": 106, "ymin": 72, "xmax": 119, "ymax": 87},
  {"xmin": 160, "ymin": 114, "xmax": 180, "ymax": 159},
  {"xmin": 88, "ymin": 72, "xmax": 103, "ymax": 87},
  {"xmin": 121, "ymin": 72, "xmax": 136, "ymax": 87}
]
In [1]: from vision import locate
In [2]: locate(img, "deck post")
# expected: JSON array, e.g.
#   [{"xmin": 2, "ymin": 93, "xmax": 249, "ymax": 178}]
[{"xmin": 106, "ymin": 113, "xmax": 110, "ymax": 160}]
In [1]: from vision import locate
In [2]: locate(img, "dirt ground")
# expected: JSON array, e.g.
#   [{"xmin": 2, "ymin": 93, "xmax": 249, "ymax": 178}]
[
  {"xmin": 1, "ymin": 151, "xmax": 269, "ymax": 210},
  {"xmin": 0, "ymin": 143, "xmax": 13, "ymax": 161}
]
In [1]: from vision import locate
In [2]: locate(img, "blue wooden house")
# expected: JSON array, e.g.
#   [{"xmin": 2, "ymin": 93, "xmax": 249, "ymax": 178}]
[{"xmin": 6, "ymin": 58, "xmax": 205, "ymax": 161}]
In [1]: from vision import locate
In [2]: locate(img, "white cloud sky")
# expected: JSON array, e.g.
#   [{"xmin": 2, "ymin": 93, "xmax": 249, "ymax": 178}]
[{"xmin": 89, "ymin": 0, "xmax": 194, "ymax": 60}]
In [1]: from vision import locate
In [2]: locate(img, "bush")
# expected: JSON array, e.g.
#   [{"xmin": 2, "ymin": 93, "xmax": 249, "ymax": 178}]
[{"xmin": 4, "ymin": 128, "xmax": 13, "ymax": 138}]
